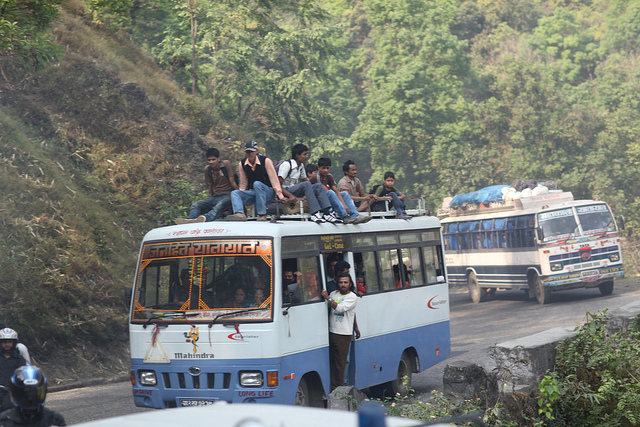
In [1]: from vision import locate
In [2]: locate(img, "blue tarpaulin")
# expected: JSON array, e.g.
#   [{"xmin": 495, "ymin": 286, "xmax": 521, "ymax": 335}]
[{"xmin": 449, "ymin": 185, "xmax": 511, "ymax": 207}]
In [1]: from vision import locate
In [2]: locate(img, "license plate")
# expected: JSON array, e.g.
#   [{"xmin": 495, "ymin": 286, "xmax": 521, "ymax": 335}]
[
  {"xmin": 582, "ymin": 270, "xmax": 597, "ymax": 277},
  {"xmin": 179, "ymin": 399, "xmax": 216, "ymax": 407}
]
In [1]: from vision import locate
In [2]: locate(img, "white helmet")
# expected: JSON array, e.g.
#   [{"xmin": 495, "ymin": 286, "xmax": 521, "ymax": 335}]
[{"xmin": 0, "ymin": 328, "xmax": 18, "ymax": 341}]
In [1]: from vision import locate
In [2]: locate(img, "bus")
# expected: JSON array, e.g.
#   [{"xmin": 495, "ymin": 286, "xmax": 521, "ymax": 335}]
[
  {"xmin": 128, "ymin": 215, "xmax": 449, "ymax": 408},
  {"xmin": 441, "ymin": 191, "xmax": 625, "ymax": 304}
]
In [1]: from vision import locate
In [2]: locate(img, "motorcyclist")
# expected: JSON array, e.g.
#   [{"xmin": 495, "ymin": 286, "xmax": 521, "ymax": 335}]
[
  {"xmin": 0, "ymin": 327, "xmax": 30, "ymax": 365},
  {"xmin": 0, "ymin": 366, "xmax": 66, "ymax": 426},
  {"xmin": 0, "ymin": 330, "xmax": 25, "ymax": 411}
]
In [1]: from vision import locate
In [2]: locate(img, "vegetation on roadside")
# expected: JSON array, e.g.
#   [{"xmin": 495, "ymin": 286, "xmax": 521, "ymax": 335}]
[{"xmin": 374, "ymin": 311, "xmax": 640, "ymax": 426}]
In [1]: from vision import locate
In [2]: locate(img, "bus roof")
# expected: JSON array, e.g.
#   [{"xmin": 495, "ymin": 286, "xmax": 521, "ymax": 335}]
[
  {"xmin": 440, "ymin": 198, "xmax": 610, "ymax": 223},
  {"xmin": 143, "ymin": 215, "xmax": 442, "ymax": 243}
]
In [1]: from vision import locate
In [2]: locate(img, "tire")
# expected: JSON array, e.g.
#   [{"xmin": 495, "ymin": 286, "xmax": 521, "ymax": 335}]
[
  {"xmin": 294, "ymin": 378, "xmax": 310, "ymax": 406},
  {"xmin": 599, "ymin": 281, "xmax": 614, "ymax": 296},
  {"xmin": 530, "ymin": 274, "xmax": 550, "ymax": 305},
  {"xmin": 467, "ymin": 272, "xmax": 484, "ymax": 303},
  {"xmin": 389, "ymin": 353, "xmax": 412, "ymax": 397}
]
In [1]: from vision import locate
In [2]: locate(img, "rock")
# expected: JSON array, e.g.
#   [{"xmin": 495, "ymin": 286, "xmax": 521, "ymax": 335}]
[{"xmin": 327, "ymin": 386, "xmax": 368, "ymax": 411}]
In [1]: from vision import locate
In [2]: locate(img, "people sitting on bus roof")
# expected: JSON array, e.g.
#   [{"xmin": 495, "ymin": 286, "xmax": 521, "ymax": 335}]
[
  {"xmin": 227, "ymin": 141, "xmax": 289, "ymax": 221},
  {"xmin": 337, "ymin": 160, "xmax": 377, "ymax": 213},
  {"xmin": 277, "ymin": 144, "xmax": 341, "ymax": 224},
  {"xmin": 370, "ymin": 171, "xmax": 412, "ymax": 220},
  {"xmin": 175, "ymin": 147, "xmax": 238, "ymax": 225},
  {"xmin": 308, "ymin": 159, "xmax": 371, "ymax": 224}
]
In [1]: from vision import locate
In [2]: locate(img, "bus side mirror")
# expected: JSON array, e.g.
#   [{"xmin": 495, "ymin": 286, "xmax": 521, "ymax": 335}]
[
  {"xmin": 536, "ymin": 226, "xmax": 545, "ymax": 242},
  {"xmin": 617, "ymin": 215, "xmax": 626, "ymax": 230},
  {"xmin": 124, "ymin": 287, "xmax": 132, "ymax": 308}
]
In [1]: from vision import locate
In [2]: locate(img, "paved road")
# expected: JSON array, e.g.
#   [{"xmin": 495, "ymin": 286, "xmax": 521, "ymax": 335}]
[{"xmin": 47, "ymin": 277, "xmax": 640, "ymax": 424}]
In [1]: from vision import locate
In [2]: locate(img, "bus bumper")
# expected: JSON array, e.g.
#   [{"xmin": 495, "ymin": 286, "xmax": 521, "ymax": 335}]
[{"xmin": 543, "ymin": 266, "xmax": 625, "ymax": 289}]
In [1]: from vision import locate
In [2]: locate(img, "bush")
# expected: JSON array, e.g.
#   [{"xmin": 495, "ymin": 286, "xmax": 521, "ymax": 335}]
[{"xmin": 550, "ymin": 311, "xmax": 640, "ymax": 426}]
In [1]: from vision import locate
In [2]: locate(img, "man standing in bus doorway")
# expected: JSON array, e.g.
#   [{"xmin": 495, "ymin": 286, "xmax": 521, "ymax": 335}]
[
  {"xmin": 175, "ymin": 147, "xmax": 239, "ymax": 224},
  {"xmin": 227, "ymin": 141, "xmax": 288, "ymax": 221},
  {"xmin": 322, "ymin": 273, "xmax": 359, "ymax": 391}
]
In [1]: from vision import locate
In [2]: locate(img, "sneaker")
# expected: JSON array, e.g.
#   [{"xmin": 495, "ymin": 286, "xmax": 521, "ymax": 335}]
[
  {"xmin": 226, "ymin": 213, "xmax": 248, "ymax": 221},
  {"xmin": 323, "ymin": 212, "xmax": 343, "ymax": 224},
  {"xmin": 396, "ymin": 213, "xmax": 412, "ymax": 220},
  {"xmin": 257, "ymin": 215, "xmax": 268, "ymax": 221},
  {"xmin": 343, "ymin": 216, "xmax": 357, "ymax": 224},
  {"xmin": 311, "ymin": 211, "xmax": 326, "ymax": 223},
  {"xmin": 354, "ymin": 215, "xmax": 373, "ymax": 224},
  {"xmin": 174, "ymin": 215, "xmax": 206, "ymax": 225}
]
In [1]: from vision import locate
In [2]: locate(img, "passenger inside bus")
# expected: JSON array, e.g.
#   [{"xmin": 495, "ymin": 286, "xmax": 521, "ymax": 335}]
[
  {"xmin": 393, "ymin": 263, "xmax": 410, "ymax": 288},
  {"xmin": 253, "ymin": 289, "xmax": 265, "ymax": 306},
  {"xmin": 228, "ymin": 287, "xmax": 249, "ymax": 308},
  {"xmin": 303, "ymin": 270, "xmax": 321, "ymax": 301}
]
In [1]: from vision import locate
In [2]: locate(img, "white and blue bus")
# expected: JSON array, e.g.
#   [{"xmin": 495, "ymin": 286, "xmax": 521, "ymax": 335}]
[
  {"xmin": 128, "ymin": 215, "xmax": 449, "ymax": 408},
  {"xmin": 441, "ymin": 191, "xmax": 624, "ymax": 304}
]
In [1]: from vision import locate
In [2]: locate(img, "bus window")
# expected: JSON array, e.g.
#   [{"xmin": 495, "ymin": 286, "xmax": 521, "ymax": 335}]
[
  {"xmin": 577, "ymin": 205, "xmax": 615, "ymax": 235},
  {"xmin": 378, "ymin": 249, "xmax": 399, "ymax": 290},
  {"xmin": 283, "ymin": 257, "xmax": 321, "ymax": 304},
  {"xmin": 402, "ymin": 247, "xmax": 424, "ymax": 286},
  {"xmin": 446, "ymin": 223, "xmax": 458, "ymax": 250},
  {"xmin": 457, "ymin": 222, "xmax": 469, "ymax": 250},
  {"xmin": 468, "ymin": 221, "xmax": 480, "ymax": 250},
  {"xmin": 423, "ymin": 246, "xmax": 439, "ymax": 284},
  {"xmin": 357, "ymin": 251, "xmax": 380, "ymax": 293},
  {"xmin": 299, "ymin": 257, "xmax": 321, "ymax": 302},
  {"xmin": 494, "ymin": 218, "xmax": 506, "ymax": 248},
  {"xmin": 481, "ymin": 219, "xmax": 494, "ymax": 249}
]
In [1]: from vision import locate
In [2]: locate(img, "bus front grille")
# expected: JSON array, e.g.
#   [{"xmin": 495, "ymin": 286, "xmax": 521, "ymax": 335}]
[{"xmin": 161, "ymin": 371, "xmax": 232, "ymax": 390}]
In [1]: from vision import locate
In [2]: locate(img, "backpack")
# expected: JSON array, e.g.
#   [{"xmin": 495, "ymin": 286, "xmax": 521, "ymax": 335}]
[
  {"xmin": 369, "ymin": 184, "xmax": 382, "ymax": 194},
  {"xmin": 274, "ymin": 159, "xmax": 294, "ymax": 182}
]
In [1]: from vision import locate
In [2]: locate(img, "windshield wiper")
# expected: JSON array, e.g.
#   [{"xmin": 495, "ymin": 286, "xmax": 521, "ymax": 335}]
[
  {"xmin": 207, "ymin": 308, "xmax": 267, "ymax": 328},
  {"xmin": 142, "ymin": 311, "xmax": 200, "ymax": 328}
]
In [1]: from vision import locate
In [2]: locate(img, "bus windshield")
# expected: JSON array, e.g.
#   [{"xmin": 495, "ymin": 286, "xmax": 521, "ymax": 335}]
[
  {"xmin": 538, "ymin": 204, "xmax": 615, "ymax": 242},
  {"xmin": 576, "ymin": 205, "xmax": 615, "ymax": 235},
  {"xmin": 131, "ymin": 239, "xmax": 273, "ymax": 323}
]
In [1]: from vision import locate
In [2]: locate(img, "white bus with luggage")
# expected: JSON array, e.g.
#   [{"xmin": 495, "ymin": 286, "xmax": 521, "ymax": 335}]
[{"xmin": 440, "ymin": 187, "xmax": 625, "ymax": 304}]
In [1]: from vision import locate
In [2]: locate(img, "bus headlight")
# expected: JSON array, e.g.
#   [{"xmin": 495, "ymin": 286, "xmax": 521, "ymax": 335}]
[
  {"xmin": 609, "ymin": 253, "xmax": 620, "ymax": 262},
  {"xmin": 139, "ymin": 370, "xmax": 157, "ymax": 386},
  {"xmin": 550, "ymin": 263, "xmax": 562, "ymax": 271},
  {"xmin": 239, "ymin": 371, "xmax": 263, "ymax": 387}
]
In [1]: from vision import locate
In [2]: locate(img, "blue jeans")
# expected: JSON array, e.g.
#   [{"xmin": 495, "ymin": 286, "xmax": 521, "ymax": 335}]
[
  {"xmin": 373, "ymin": 191, "xmax": 405, "ymax": 214},
  {"xmin": 327, "ymin": 190, "xmax": 359, "ymax": 219},
  {"xmin": 230, "ymin": 181, "xmax": 275, "ymax": 215},
  {"xmin": 188, "ymin": 194, "xmax": 231, "ymax": 221},
  {"xmin": 285, "ymin": 182, "xmax": 331, "ymax": 214}
]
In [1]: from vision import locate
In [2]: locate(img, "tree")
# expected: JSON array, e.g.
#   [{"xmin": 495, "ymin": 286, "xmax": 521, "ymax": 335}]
[
  {"xmin": 350, "ymin": 0, "xmax": 469, "ymax": 197},
  {"xmin": 0, "ymin": 0, "xmax": 63, "ymax": 71}
]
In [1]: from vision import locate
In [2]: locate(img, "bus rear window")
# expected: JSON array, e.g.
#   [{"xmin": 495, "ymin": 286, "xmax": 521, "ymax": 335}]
[{"xmin": 132, "ymin": 239, "xmax": 273, "ymax": 322}]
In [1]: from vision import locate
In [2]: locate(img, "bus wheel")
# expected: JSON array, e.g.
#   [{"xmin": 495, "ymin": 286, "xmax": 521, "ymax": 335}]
[
  {"xmin": 295, "ymin": 378, "xmax": 310, "ymax": 406},
  {"xmin": 467, "ymin": 272, "xmax": 484, "ymax": 303},
  {"xmin": 389, "ymin": 353, "xmax": 412, "ymax": 397},
  {"xmin": 530, "ymin": 275, "xmax": 550, "ymax": 305},
  {"xmin": 599, "ymin": 281, "xmax": 614, "ymax": 296}
]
